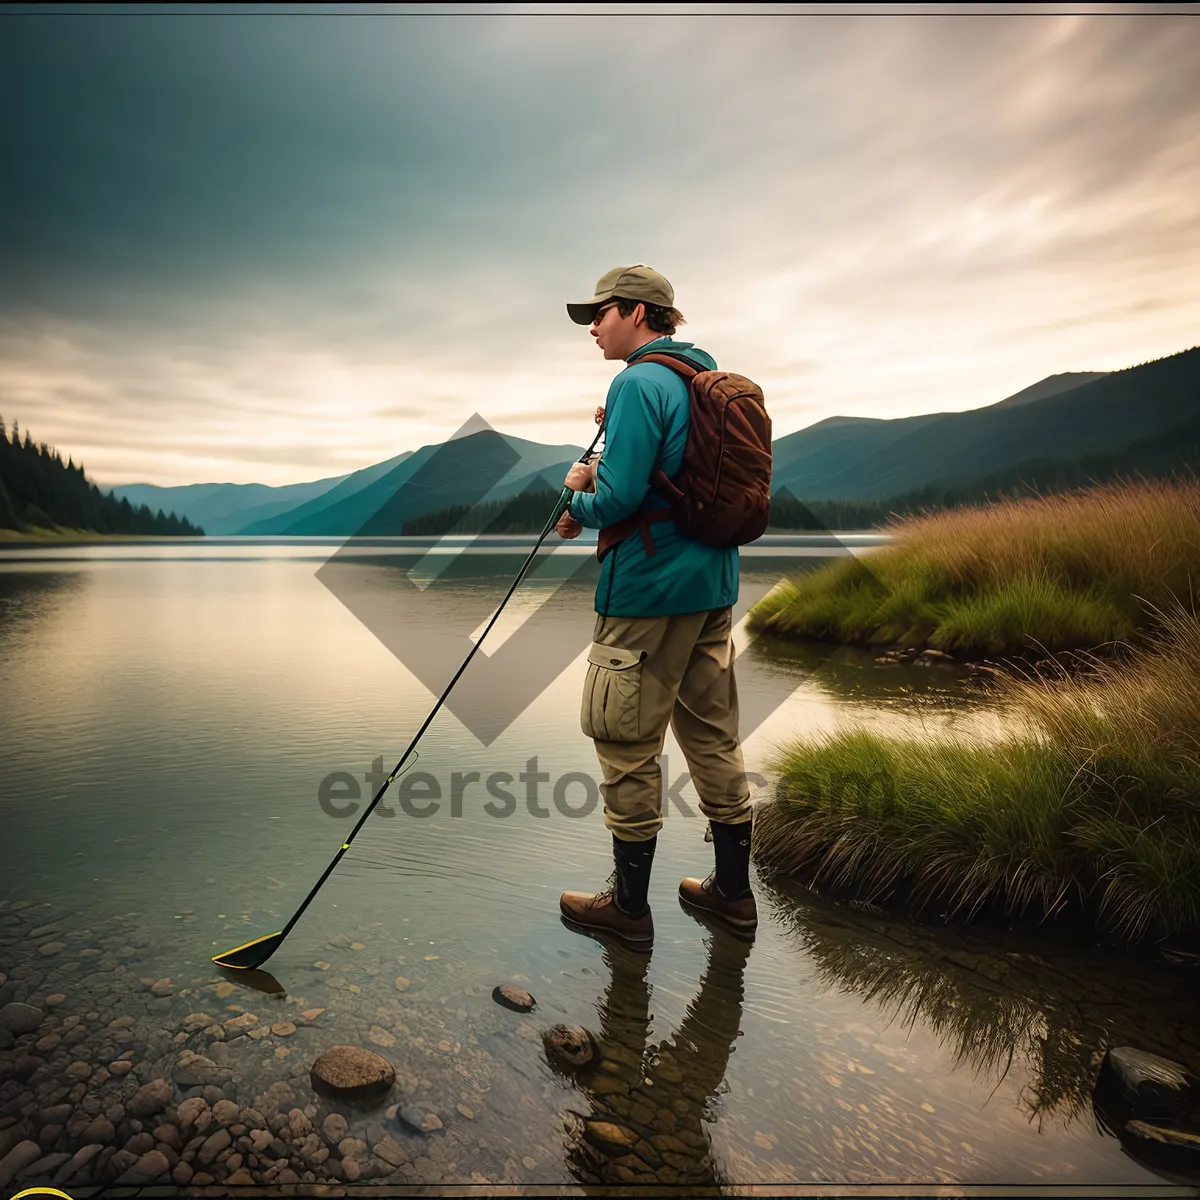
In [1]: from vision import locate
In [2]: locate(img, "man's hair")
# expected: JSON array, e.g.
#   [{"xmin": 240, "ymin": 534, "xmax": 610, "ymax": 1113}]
[{"xmin": 614, "ymin": 297, "xmax": 686, "ymax": 336}]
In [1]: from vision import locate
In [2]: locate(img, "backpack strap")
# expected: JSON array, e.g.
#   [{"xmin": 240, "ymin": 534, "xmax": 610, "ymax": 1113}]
[
  {"xmin": 597, "ymin": 508, "xmax": 662, "ymax": 563},
  {"xmin": 595, "ymin": 352, "xmax": 705, "ymax": 563},
  {"xmin": 629, "ymin": 352, "xmax": 701, "ymax": 500},
  {"xmin": 633, "ymin": 351, "xmax": 702, "ymax": 381}
]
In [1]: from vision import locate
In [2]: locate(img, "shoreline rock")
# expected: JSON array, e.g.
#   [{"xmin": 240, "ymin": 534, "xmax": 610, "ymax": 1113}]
[
  {"xmin": 492, "ymin": 984, "xmax": 535, "ymax": 1013},
  {"xmin": 310, "ymin": 1046, "xmax": 395, "ymax": 1097}
]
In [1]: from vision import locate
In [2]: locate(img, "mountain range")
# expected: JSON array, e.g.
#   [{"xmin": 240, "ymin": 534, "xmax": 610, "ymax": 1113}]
[
  {"xmin": 108, "ymin": 347, "xmax": 1200, "ymax": 535},
  {"xmin": 765, "ymin": 355, "xmax": 1195, "ymax": 500}
]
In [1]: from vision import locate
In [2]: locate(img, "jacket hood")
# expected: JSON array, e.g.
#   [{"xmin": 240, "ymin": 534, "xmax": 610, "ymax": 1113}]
[{"xmin": 626, "ymin": 337, "xmax": 717, "ymax": 372}]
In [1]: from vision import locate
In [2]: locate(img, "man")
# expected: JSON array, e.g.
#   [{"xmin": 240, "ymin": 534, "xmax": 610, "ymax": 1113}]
[{"xmin": 555, "ymin": 264, "xmax": 757, "ymax": 948}]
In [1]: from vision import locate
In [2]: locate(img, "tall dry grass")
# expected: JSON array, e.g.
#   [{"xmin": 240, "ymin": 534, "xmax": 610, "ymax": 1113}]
[
  {"xmin": 748, "ymin": 476, "xmax": 1200, "ymax": 657},
  {"xmin": 755, "ymin": 593, "xmax": 1200, "ymax": 942}
]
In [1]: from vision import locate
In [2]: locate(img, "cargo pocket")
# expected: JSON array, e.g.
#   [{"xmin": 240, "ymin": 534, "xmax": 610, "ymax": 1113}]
[{"xmin": 581, "ymin": 642, "xmax": 645, "ymax": 741}]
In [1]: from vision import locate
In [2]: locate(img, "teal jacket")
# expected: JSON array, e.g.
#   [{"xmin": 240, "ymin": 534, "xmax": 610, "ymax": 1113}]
[{"xmin": 569, "ymin": 336, "xmax": 739, "ymax": 617}]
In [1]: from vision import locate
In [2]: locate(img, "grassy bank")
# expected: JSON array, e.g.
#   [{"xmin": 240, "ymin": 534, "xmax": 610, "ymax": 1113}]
[
  {"xmin": 755, "ymin": 593, "xmax": 1200, "ymax": 943},
  {"xmin": 747, "ymin": 476, "xmax": 1200, "ymax": 660}
]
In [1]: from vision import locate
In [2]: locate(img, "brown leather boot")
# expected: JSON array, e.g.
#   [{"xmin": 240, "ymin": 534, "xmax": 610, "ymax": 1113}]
[
  {"xmin": 678, "ymin": 873, "xmax": 758, "ymax": 936},
  {"xmin": 559, "ymin": 882, "xmax": 654, "ymax": 948},
  {"xmin": 560, "ymin": 836, "xmax": 656, "ymax": 949},
  {"xmin": 681, "ymin": 818, "xmax": 757, "ymax": 936},
  {"xmin": 681, "ymin": 816, "xmax": 753, "ymax": 936}
]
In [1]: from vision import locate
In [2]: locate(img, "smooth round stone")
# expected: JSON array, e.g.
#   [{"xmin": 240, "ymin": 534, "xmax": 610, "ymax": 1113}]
[
  {"xmin": 223, "ymin": 1013, "xmax": 258, "ymax": 1037},
  {"xmin": 286, "ymin": 1108, "xmax": 312, "ymax": 1139},
  {"xmin": 584, "ymin": 1120, "xmax": 638, "ymax": 1152},
  {"xmin": 124, "ymin": 1131, "xmax": 155, "ymax": 1156},
  {"xmin": 492, "ymin": 984, "xmax": 535, "ymax": 1013},
  {"xmin": 52, "ymin": 1142, "xmax": 104, "ymax": 1184},
  {"xmin": 542, "ymin": 1024, "xmax": 600, "ymax": 1074},
  {"xmin": 172, "ymin": 1051, "xmax": 227, "ymax": 1088},
  {"xmin": 310, "ymin": 1046, "xmax": 395, "ymax": 1096},
  {"xmin": 175, "ymin": 1097, "xmax": 207, "ymax": 1130},
  {"xmin": 45, "ymin": 994, "xmax": 67, "ymax": 1007},
  {"xmin": 197, "ymin": 1127, "xmax": 231, "ymax": 1165},
  {"xmin": 14, "ymin": 1055, "xmax": 43, "ymax": 1080},
  {"xmin": 0, "ymin": 1003, "xmax": 44, "ymax": 1035},
  {"xmin": 154, "ymin": 1123, "xmax": 181, "ymax": 1150},
  {"xmin": 114, "ymin": 1148, "xmax": 170, "ymax": 1185},
  {"xmin": 126, "ymin": 1078, "xmax": 171, "ymax": 1118},
  {"xmin": 322, "ymin": 1113, "xmax": 348, "ymax": 1145},
  {"xmin": 0, "ymin": 1140, "xmax": 42, "ymax": 1186},
  {"xmin": 80, "ymin": 1117, "xmax": 115, "ymax": 1144}
]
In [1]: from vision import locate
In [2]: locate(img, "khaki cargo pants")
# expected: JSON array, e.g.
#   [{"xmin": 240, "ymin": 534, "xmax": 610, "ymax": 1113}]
[{"xmin": 581, "ymin": 606, "xmax": 753, "ymax": 842}]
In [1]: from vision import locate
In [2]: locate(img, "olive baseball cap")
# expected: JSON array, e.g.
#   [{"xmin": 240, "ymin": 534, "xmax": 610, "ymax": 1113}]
[{"xmin": 566, "ymin": 264, "xmax": 674, "ymax": 325}]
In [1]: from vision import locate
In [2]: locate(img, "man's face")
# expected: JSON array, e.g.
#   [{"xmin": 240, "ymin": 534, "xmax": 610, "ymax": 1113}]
[{"xmin": 590, "ymin": 299, "xmax": 644, "ymax": 361}]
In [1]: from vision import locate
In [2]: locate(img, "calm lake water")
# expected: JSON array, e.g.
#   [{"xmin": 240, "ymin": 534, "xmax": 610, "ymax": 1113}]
[{"xmin": 1, "ymin": 537, "xmax": 1197, "ymax": 1195}]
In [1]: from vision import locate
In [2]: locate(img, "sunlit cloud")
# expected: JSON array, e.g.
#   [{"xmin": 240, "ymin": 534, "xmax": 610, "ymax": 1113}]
[{"xmin": 2, "ymin": 6, "xmax": 1197, "ymax": 487}]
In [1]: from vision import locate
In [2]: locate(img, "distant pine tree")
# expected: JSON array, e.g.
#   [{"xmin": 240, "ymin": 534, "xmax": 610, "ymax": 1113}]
[
  {"xmin": 0, "ymin": 418, "xmax": 205, "ymax": 535},
  {"xmin": 0, "ymin": 473, "xmax": 15, "ymax": 529}
]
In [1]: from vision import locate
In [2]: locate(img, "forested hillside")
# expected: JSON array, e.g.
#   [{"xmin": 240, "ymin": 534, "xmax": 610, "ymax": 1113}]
[
  {"xmin": 770, "ymin": 346, "xmax": 1200, "ymax": 500},
  {"xmin": 0, "ymin": 416, "xmax": 204, "ymax": 536}
]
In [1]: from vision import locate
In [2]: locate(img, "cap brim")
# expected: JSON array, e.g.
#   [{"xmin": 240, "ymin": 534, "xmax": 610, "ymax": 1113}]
[{"xmin": 566, "ymin": 301, "xmax": 603, "ymax": 326}]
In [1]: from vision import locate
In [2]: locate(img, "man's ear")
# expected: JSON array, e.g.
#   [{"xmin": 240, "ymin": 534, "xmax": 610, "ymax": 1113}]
[{"xmin": 634, "ymin": 303, "xmax": 646, "ymax": 327}]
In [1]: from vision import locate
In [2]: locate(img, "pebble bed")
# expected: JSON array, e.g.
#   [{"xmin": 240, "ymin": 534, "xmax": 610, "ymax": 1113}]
[
  {"xmin": 6, "ymin": 887, "xmax": 1199, "ymax": 1195},
  {"xmin": 0, "ymin": 896, "xmax": 598, "ymax": 1193}
]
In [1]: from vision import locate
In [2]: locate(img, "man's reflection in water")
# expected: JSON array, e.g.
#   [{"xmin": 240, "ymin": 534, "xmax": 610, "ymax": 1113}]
[{"xmin": 554, "ymin": 923, "xmax": 752, "ymax": 1195}]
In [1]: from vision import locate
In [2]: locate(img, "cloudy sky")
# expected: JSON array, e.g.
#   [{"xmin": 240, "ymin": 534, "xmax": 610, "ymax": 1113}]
[{"xmin": 2, "ymin": 3, "xmax": 1198, "ymax": 488}]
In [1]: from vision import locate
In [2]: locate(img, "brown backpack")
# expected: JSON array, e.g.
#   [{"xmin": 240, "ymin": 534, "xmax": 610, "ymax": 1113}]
[{"xmin": 597, "ymin": 352, "xmax": 772, "ymax": 562}]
